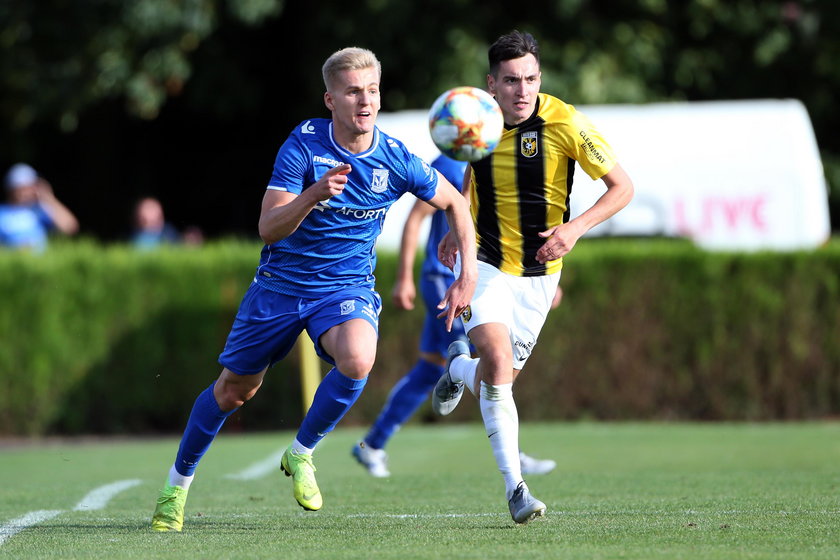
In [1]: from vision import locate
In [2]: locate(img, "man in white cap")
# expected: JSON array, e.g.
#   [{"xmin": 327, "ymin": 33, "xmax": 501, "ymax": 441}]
[{"xmin": 0, "ymin": 163, "xmax": 79, "ymax": 251}]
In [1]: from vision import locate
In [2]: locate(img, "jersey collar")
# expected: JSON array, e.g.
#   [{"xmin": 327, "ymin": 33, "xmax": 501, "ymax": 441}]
[
  {"xmin": 504, "ymin": 95, "xmax": 542, "ymax": 131},
  {"xmin": 328, "ymin": 122, "xmax": 380, "ymax": 159}
]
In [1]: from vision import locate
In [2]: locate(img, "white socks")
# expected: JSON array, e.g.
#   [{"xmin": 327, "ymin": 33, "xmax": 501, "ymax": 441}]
[
  {"xmin": 291, "ymin": 438, "xmax": 315, "ymax": 456},
  {"xmin": 167, "ymin": 464, "xmax": 195, "ymax": 490},
  {"xmin": 479, "ymin": 381, "xmax": 522, "ymax": 499},
  {"xmin": 449, "ymin": 355, "xmax": 479, "ymax": 396},
  {"xmin": 452, "ymin": 357, "xmax": 523, "ymax": 499}
]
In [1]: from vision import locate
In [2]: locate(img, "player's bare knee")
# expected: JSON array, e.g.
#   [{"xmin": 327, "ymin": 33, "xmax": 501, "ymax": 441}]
[
  {"xmin": 218, "ymin": 384, "xmax": 257, "ymax": 410},
  {"xmin": 481, "ymin": 347, "xmax": 512, "ymax": 373},
  {"xmin": 215, "ymin": 370, "xmax": 263, "ymax": 410},
  {"xmin": 335, "ymin": 353, "xmax": 374, "ymax": 380}
]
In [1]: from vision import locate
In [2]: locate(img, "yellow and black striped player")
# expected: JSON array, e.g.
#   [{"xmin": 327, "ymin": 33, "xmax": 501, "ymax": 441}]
[
  {"xmin": 468, "ymin": 92, "xmax": 617, "ymax": 277},
  {"xmin": 433, "ymin": 30, "xmax": 634, "ymax": 526}
]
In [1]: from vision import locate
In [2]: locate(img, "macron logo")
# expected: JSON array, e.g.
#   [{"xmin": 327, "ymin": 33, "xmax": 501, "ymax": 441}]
[
  {"xmin": 301, "ymin": 120, "xmax": 315, "ymax": 134},
  {"xmin": 314, "ymin": 155, "xmax": 345, "ymax": 167}
]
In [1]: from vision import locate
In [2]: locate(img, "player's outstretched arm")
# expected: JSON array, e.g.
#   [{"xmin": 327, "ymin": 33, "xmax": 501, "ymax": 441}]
[
  {"xmin": 536, "ymin": 163, "xmax": 634, "ymax": 264},
  {"xmin": 436, "ymin": 165, "xmax": 472, "ymax": 270},
  {"xmin": 426, "ymin": 173, "xmax": 477, "ymax": 332},
  {"xmin": 258, "ymin": 164, "xmax": 351, "ymax": 245}
]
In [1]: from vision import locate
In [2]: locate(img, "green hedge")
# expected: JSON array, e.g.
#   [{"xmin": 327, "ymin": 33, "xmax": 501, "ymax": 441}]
[
  {"xmin": 360, "ymin": 238, "xmax": 840, "ymax": 426},
  {"xmin": 0, "ymin": 239, "xmax": 301, "ymax": 436},
  {"xmin": 1, "ymin": 238, "xmax": 838, "ymax": 436}
]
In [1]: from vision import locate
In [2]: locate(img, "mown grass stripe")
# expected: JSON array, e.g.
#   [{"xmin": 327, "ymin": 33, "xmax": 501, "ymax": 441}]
[{"xmin": 224, "ymin": 450, "xmax": 285, "ymax": 480}]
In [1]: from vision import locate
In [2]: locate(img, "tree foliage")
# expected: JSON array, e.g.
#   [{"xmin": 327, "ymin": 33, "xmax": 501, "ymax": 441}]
[
  {"xmin": 1, "ymin": 0, "xmax": 837, "ymax": 236},
  {"xmin": 0, "ymin": 0, "xmax": 282, "ymax": 130}
]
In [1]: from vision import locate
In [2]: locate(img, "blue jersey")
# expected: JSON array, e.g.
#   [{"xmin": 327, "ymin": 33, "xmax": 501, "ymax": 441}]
[
  {"xmin": 0, "ymin": 204, "xmax": 54, "ymax": 252},
  {"xmin": 257, "ymin": 118, "xmax": 439, "ymax": 296},
  {"xmin": 422, "ymin": 155, "xmax": 468, "ymax": 277}
]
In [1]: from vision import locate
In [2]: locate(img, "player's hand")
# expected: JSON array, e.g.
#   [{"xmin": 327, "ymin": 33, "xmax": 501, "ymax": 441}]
[
  {"xmin": 435, "ymin": 274, "xmax": 475, "ymax": 332},
  {"xmin": 312, "ymin": 164, "xmax": 351, "ymax": 201},
  {"xmin": 536, "ymin": 224, "xmax": 581, "ymax": 264},
  {"xmin": 391, "ymin": 279, "xmax": 416, "ymax": 310},
  {"xmin": 437, "ymin": 231, "xmax": 458, "ymax": 270}
]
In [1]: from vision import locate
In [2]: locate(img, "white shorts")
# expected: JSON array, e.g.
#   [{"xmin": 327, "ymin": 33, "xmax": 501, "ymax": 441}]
[{"xmin": 455, "ymin": 258, "xmax": 561, "ymax": 369}]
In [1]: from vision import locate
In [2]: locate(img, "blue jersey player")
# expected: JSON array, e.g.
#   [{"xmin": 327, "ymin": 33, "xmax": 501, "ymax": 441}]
[
  {"xmin": 352, "ymin": 154, "xmax": 559, "ymax": 478},
  {"xmin": 152, "ymin": 47, "xmax": 477, "ymax": 532}
]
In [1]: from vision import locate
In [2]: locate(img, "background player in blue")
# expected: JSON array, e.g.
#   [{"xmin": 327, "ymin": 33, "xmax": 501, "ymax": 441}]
[
  {"xmin": 352, "ymin": 154, "xmax": 559, "ymax": 478},
  {"xmin": 152, "ymin": 47, "xmax": 477, "ymax": 532}
]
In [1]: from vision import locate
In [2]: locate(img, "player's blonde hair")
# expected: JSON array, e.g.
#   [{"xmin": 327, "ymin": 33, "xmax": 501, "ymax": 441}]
[{"xmin": 322, "ymin": 47, "xmax": 381, "ymax": 91}]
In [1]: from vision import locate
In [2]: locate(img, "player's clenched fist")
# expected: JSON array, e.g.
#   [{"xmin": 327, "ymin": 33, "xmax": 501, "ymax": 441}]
[{"xmin": 313, "ymin": 164, "xmax": 351, "ymax": 200}]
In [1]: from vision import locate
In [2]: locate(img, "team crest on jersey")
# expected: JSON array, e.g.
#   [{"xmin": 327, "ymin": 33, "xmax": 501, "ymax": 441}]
[
  {"xmin": 521, "ymin": 131, "xmax": 538, "ymax": 158},
  {"xmin": 371, "ymin": 168, "xmax": 389, "ymax": 193}
]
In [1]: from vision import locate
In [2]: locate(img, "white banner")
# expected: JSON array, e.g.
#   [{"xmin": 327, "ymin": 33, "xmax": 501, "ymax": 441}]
[{"xmin": 376, "ymin": 99, "xmax": 831, "ymax": 252}]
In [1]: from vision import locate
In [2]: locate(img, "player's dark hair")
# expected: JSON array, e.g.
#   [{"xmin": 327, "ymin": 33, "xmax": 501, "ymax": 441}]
[{"xmin": 488, "ymin": 30, "xmax": 540, "ymax": 76}]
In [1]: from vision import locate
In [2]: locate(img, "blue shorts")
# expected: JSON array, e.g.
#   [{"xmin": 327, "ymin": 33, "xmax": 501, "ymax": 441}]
[
  {"xmin": 418, "ymin": 272, "xmax": 467, "ymax": 356},
  {"xmin": 218, "ymin": 282, "xmax": 382, "ymax": 375}
]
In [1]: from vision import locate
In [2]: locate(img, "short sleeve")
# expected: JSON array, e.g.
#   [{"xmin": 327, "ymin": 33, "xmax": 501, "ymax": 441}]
[
  {"xmin": 267, "ymin": 132, "xmax": 311, "ymax": 194},
  {"xmin": 404, "ymin": 154, "xmax": 438, "ymax": 202},
  {"xmin": 564, "ymin": 109, "xmax": 617, "ymax": 180}
]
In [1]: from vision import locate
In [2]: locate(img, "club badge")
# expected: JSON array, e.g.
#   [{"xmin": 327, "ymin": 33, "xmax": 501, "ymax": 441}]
[{"xmin": 521, "ymin": 131, "xmax": 538, "ymax": 158}]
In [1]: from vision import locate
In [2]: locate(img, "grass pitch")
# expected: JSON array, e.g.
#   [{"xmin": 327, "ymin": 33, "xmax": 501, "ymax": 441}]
[{"xmin": 1, "ymin": 422, "xmax": 838, "ymax": 559}]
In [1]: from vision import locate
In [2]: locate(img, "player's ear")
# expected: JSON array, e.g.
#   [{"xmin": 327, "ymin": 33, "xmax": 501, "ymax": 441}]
[
  {"xmin": 324, "ymin": 91, "xmax": 334, "ymax": 111},
  {"xmin": 486, "ymin": 74, "xmax": 496, "ymax": 95}
]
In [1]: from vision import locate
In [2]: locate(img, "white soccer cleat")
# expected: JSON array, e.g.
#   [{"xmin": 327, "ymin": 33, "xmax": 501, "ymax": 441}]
[
  {"xmin": 508, "ymin": 481, "xmax": 546, "ymax": 525},
  {"xmin": 431, "ymin": 339, "xmax": 470, "ymax": 415},
  {"xmin": 351, "ymin": 441, "xmax": 390, "ymax": 478},
  {"xmin": 519, "ymin": 451, "xmax": 557, "ymax": 475}
]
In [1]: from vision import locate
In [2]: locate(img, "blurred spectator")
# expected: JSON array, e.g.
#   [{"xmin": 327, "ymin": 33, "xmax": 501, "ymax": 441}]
[
  {"xmin": 0, "ymin": 163, "xmax": 79, "ymax": 252},
  {"xmin": 181, "ymin": 225, "xmax": 205, "ymax": 246},
  {"xmin": 131, "ymin": 197, "xmax": 183, "ymax": 249}
]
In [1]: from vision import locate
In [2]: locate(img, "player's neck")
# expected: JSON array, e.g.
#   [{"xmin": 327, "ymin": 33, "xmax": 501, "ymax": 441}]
[{"xmin": 332, "ymin": 126, "xmax": 374, "ymax": 154}]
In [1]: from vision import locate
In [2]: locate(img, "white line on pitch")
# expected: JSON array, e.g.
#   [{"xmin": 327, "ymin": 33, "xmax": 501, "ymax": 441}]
[
  {"xmin": 349, "ymin": 509, "xmax": 840, "ymax": 519},
  {"xmin": 0, "ymin": 510, "xmax": 63, "ymax": 546},
  {"xmin": 348, "ymin": 513, "xmax": 509, "ymax": 519},
  {"xmin": 225, "ymin": 450, "xmax": 285, "ymax": 480},
  {"xmin": 73, "ymin": 479, "xmax": 143, "ymax": 511}
]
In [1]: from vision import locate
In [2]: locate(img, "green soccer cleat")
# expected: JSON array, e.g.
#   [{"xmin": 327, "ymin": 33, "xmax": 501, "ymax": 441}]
[
  {"xmin": 152, "ymin": 483, "xmax": 189, "ymax": 532},
  {"xmin": 281, "ymin": 445, "xmax": 323, "ymax": 511}
]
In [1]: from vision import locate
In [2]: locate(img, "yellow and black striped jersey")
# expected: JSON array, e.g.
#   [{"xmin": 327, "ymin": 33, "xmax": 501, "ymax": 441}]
[{"xmin": 469, "ymin": 93, "xmax": 616, "ymax": 276}]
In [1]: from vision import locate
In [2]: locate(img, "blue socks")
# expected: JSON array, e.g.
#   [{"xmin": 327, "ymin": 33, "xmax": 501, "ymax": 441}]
[
  {"xmin": 365, "ymin": 359, "xmax": 443, "ymax": 450},
  {"xmin": 296, "ymin": 368, "xmax": 367, "ymax": 449},
  {"xmin": 174, "ymin": 369, "xmax": 367, "ymax": 476},
  {"xmin": 174, "ymin": 383, "xmax": 238, "ymax": 477}
]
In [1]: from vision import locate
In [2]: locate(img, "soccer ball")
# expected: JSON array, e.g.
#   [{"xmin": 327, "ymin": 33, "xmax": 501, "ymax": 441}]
[{"xmin": 428, "ymin": 86, "xmax": 504, "ymax": 162}]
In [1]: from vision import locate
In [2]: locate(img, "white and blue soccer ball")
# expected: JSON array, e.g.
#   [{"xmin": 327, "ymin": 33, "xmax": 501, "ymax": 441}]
[{"xmin": 428, "ymin": 86, "xmax": 504, "ymax": 162}]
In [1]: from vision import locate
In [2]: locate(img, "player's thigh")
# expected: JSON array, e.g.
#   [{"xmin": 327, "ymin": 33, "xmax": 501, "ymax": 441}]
[
  {"xmin": 218, "ymin": 282, "xmax": 304, "ymax": 375},
  {"xmin": 507, "ymin": 272, "xmax": 560, "ymax": 369},
  {"xmin": 319, "ymin": 318, "xmax": 378, "ymax": 379},
  {"xmin": 303, "ymin": 286, "xmax": 382, "ymax": 378}
]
